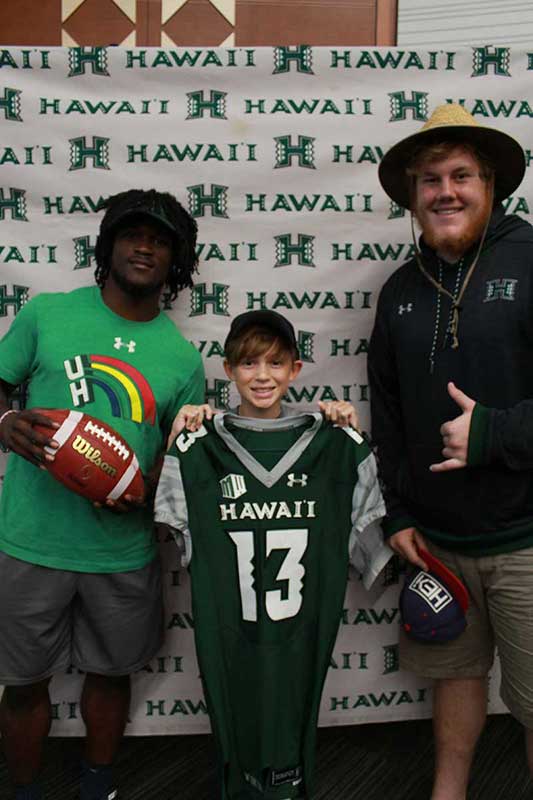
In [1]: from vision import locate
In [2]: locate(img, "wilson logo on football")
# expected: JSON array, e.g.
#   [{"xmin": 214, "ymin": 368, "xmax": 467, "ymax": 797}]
[
  {"xmin": 71, "ymin": 435, "xmax": 118, "ymax": 478},
  {"xmin": 34, "ymin": 409, "xmax": 144, "ymax": 504}
]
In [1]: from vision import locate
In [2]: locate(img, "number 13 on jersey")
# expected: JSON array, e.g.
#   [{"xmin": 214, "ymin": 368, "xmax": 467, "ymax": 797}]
[{"xmin": 228, "ymin": 528, "xmax": 308, "ymax": 622}]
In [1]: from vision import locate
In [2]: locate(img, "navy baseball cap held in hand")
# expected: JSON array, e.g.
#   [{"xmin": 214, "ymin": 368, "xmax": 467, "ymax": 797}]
[{"xmin": 400, "ymin": 549, "xmax": 469, "ymax": 643}]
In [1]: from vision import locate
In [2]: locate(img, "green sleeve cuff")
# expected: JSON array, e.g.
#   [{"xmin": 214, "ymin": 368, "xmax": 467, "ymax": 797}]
[
  {"xmin": 382, "ymin": 514, "xmax": 417, "ymax": 539},
  {"xmin": 467, "ymin": 402, "xmax": 491, "ymax": 466}
]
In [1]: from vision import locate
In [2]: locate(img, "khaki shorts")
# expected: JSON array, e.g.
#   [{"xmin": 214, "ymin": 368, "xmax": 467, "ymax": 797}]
[
  {"xmin": 400, "ymin": 541, "xmax": 533, "ymax": 728},
  {"xmin": 0, "ymin": 551, "xmax": 164, "ymax": 685}
]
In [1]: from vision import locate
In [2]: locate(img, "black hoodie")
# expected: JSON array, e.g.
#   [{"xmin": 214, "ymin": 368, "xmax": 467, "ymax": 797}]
[{"xmin": 368, "ymin": 205, "xmax": 533, "ymax": 555}]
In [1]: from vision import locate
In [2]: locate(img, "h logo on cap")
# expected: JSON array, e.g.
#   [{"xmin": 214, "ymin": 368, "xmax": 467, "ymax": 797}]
[{"xmin": 409, "ymin": 572, "xmax": 453, "ymax": 613}]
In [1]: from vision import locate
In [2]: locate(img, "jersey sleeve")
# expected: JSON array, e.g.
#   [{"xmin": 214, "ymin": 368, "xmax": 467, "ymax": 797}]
[
  {"xmin": 154, "ymin": 447, "xmax": 192, "ymax": 567},
  {"xmin": 342, "ymin": 429, "xmax": 392, "ymax": 589},
  {"xmin": 0, "ymin": 296, "xmax": 40, "ymax": 386}
]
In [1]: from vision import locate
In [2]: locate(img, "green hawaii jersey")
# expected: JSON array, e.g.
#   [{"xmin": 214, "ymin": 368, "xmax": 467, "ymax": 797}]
[
  {"xmin": 0, "ymin": 286, "xmax": 204, "ymax": 572},
  {"xmin": 155, "ymin": 413, "xmax": 389, "ymax": 800}
]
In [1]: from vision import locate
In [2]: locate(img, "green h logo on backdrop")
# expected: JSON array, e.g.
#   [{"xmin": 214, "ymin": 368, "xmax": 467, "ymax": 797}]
[
  {"xmin": 0, "ymin": 188, "xmax": 27, "ymax": 221},
  {"xmin": 187, "ymin": 90, "xmax": 227, "ymax": 119},
  {"xmin": 383, "ymin": 644, "xmax": 400, "ymax": 675},
  {"xmin": 388, "ymin": 201, "xmax": 406, "ymax": 220},
  {"xmin": 273, "ymin": 46, "xmax": 314, "ymax": 74},
  {"xmin": 73, "ymin": 236, "xmax": 97, "ymax": 269},
  {"xmin": 0, "ymin": 285, "xmax": 29, "ymax": 316},
  {"xmin": 472, "ymin": 46, "xmax": 511, "ymax": 76},
  {"xmin": 190, "ymin": 283, "xmax": 230, "ymax": 316},
  {"xmin": 68, "ymin": 47, "xmax": 109, "ymax": 77},
  {"xmin": 298, "ymin": 331, "xmax": 315, "ymax": 363},
  {"xmin": 388, "ymin": 91, "xmax": 428, "ymax": 121},
  {"xmin": 0, "ymin": 88, "xmax": 22, "ymax": 121},
  {"xmin": 205, "ymin": 378, "xmax": 231, "ymax": 409},
  {"xmin": 274, "ymin": 136, "xmax": 316, "ymax": 169},
  {"xmin": 275, "ymin": 234, "xmax": 315, "ymax": 267},
  {"xmin": 69, "ymin": 137, "xmax": 110, "ymax": 170},
  {"xmin": 187, "ymin": 184, "xmax": 229, "ymax": 218}
]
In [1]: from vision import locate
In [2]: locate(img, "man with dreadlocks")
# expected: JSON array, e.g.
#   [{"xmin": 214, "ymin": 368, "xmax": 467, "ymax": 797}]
[
  {"xmin": 369, "ymin": 104, "xmax": 533, "ymax": 799},
  {"xmin": 0, "ymin": 189, "xmax": 205, "ymax": 800}
]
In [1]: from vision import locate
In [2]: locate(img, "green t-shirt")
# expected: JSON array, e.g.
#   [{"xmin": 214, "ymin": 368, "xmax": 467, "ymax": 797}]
[{"xmin": 0, "ymin": 286, "xmax": 204, "ymax": 572}]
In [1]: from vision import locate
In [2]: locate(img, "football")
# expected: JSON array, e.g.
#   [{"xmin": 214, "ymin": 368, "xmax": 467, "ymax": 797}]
[{"xmin": 34, "ymin": 409, "xmax": 144, "ymax": 504}]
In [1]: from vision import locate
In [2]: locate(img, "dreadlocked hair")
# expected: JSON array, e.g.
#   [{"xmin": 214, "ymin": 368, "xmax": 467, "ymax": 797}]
[{"xmin": 94, "ymin": 189, "xmax": 199, "ymax": 302}]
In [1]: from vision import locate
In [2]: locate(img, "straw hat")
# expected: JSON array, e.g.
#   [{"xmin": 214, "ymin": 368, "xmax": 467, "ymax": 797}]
[{"xmin": 378, "ymin": 103, "xmax": 526, "ymax": 209}]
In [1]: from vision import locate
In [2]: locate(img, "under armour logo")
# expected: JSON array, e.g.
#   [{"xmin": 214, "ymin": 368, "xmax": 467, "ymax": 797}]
[
  {"xmin": 113, "ymin": 337, "xmax": 136, "ymax": 353},
  {"xmin": 287, "ymin": 473, "xmax": 308, "ymax": 487},
  {"xmin": 398, "ymin": 303, "xmax": 413, "ymax": 315}
]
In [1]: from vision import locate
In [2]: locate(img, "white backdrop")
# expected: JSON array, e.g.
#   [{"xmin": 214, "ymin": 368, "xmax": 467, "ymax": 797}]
[{"xmin": 1, "ymin": 44, "xmax": 531, "ymax": 734}]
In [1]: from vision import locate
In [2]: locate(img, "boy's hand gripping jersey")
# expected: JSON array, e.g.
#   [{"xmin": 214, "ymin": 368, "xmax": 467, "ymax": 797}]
[{"xmin": 155, "ymin": 413, "xmax": 390, "ymax": 800}]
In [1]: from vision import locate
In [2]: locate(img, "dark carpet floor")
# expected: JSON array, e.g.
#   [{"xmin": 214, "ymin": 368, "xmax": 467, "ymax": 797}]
[{"xmin": 1, "ymin": 715, "xmax": 530, "ymax": 799}]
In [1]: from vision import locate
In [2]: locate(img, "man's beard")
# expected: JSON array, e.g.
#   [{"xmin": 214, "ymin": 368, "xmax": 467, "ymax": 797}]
[{"xmin": 416, "ymin": 194, "xmax": 492, "ymax": 261}]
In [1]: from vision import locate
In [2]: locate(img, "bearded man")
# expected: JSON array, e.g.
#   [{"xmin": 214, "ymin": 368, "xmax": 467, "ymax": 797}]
[{"xmin": 369, "ymin": 103, "xmax": 532, "ymax": 799}]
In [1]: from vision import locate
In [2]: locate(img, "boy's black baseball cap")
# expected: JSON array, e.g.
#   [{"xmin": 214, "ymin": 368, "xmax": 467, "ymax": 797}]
[{"xmin": 224, "ymin": 310, "xmax": 298, "ymax": 352}]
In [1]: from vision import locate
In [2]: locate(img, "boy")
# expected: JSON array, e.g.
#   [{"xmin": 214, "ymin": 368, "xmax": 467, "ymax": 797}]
[
  {"xmin": 168, "ymin": 309, "xmax": 358, "ymax": 437},
  {"xmin": 155, "ymin": 310, "xmax": 391, "ymax": 800}
]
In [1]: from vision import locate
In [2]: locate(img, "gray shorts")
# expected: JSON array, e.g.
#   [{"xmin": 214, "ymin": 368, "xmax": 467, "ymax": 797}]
[
  {"xmin": 400, "ymin": 541, "xmax": 533, "ymax": 728},
  {"xmin": 0, "ymin": 551, "xmax": 163, "ymax": 685}
]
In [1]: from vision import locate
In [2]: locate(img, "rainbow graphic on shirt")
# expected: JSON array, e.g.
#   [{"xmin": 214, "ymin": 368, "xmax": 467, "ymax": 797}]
[{"xmin": 63, "ymin": 354, "xmax": 156, "ymax": 425}]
